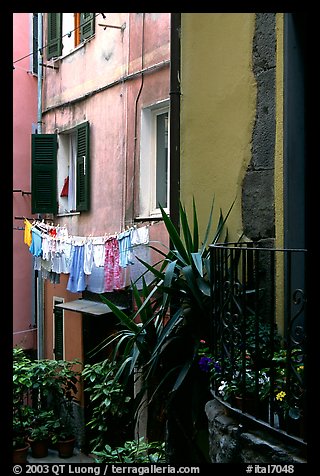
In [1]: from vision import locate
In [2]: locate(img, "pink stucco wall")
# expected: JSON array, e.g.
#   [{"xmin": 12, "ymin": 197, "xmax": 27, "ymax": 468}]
[
  {"xmin": 41, "ymin": 13, "xmax": 170, "ymax": 236},
  {"xmin": 13, "ymin": 13, "xmax": 38, "ymax": 349},
  {"xmin": 39, "ymin": 13, "xmax": 170, "ymax": 361}
]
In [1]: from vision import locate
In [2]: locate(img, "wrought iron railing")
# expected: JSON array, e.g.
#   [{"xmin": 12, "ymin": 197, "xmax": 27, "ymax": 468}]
[{"xmin": 209, "ymin": 242, "xmax": 307, "ymax": 445}]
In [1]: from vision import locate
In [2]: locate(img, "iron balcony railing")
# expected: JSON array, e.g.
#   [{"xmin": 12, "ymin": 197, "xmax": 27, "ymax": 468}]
[{"xmin": 209, "ymin": 242, "xmax": 307, "ymax": 445}]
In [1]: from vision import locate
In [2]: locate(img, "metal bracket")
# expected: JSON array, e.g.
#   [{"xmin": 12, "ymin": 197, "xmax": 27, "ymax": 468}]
[{"xmin": 98, "ymin": 22, "xmax": 126, "ymax": 31}]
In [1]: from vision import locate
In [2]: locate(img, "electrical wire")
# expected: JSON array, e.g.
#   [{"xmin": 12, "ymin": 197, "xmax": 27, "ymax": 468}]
[{"xmin": 13, "ymin": 13, "xmax": 105, "ymax": 67}]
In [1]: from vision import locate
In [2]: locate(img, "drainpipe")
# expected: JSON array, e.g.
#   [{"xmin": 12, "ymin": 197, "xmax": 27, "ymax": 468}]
[
  {"xmin": 37, "ymin": 12, "xmax": 44, "ymax": 359},
  {"xmin": 169, "ymin": 13, "xmax": 181, "ymax": 234}
]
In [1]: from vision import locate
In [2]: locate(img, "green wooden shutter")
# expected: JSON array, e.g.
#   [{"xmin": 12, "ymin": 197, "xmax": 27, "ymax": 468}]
[
  {"xmin": 32, "ymin": 13, "xmax": 38, "ymax": 75},
  {"xmin": 47, "ymin": 13, "xmax": 62, "ymax": 59},
  {"xmin": 54, "ymin": 306, "xmax": 64, "ymax": 360},
  {"xmin": 76, "ymin": 122, "xmax": 90, "ymax": 211},
  {"xmin": 80, "ymin": 13, "xmax": 95, "ymax": 41},
  {"xmin": 31, "ymin": 134, "xmax": 58, "ymax": 214}
]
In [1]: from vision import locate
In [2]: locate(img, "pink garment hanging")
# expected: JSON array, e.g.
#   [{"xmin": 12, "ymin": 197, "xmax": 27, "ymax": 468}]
[{"xmin": 104, "ymin": 237, "xmax": 123, "ymax": 292}]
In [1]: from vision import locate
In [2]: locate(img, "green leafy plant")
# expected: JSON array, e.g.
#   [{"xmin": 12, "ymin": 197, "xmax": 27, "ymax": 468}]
[
  {"xmin": 50, "ymin": 417, "xmax": 75, "ymax": 444},
  {"xmin": 28, "ymin": 409, "xmax": 56, "ymax": 441},
  {"xmin": 13, "ymin": 347, "xmax": 82, "ymax": 448},
  {"xmin": 82, "ymin": 359, "xmax": 133, "ymax": 451},
  {"xmin": 92, "ymin": 437, "xmax": 165, "ymax": 463},
  {"xmin": 13, "ymin": 411, "xmax": 32, "ymax": 450},
  {"xmin": 28, "ymin": 358, "xmax": 81, "ymax": 415},
  {"xmin": 13, "ymin": 347, "xmax": 34, "ymax": 448},
  {"xmin": 96, "ymin": 198, "xmax": 234, "ymax": 462},
  {"xmin": 270, "ymin": 347, "xmax": 305, "ymax": 421}
]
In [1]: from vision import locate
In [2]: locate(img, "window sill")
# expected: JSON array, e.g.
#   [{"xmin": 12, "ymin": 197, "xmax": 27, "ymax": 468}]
[
  {"xmin": 56, "ymin": 212, "xmax": 80, "ymax": 217},
  {"xmin": 134, "ymin": 214, "xmax": 164, "ymax": 222}
]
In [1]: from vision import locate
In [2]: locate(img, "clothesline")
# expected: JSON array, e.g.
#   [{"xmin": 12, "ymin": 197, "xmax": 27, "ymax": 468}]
[
  {"xmin": 23, "ymin": 218, "xmax": 155, "ymax": 293},
  {"xmin": 24, "ymin": 217, "xmax": 153, "ymax": 243}
]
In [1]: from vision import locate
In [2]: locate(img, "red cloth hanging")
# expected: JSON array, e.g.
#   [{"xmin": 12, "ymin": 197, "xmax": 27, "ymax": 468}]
[{"xmin": 60, "ymin": 176, "xmax": 69, "ymax": 197}]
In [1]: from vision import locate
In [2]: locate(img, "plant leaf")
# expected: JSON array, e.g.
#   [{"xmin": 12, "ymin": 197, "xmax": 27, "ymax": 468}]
[
  {"xmin": 179, "ymin": 201, "xmax": 193, "ymax": 256},
  {"xmin": 191, "ymin": 252, "xmax": 203, "ymax": 277},
  {"xmin": 192, "ymin": 196, "xmax": 199, "ymax": 252},
  {"xmin": 159, "ymin": 203, "xmax": 190, "ymax": 265}
]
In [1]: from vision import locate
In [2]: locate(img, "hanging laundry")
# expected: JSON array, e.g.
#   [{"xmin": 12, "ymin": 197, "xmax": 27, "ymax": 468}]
[
  {"xmin": 129, "ymin": 226, "xmax": 152, "ymax": 289},
  {"xmin": 41, "ymin": 234, "xmax": 52, "ymax": 261},
  {"xmin": 130, "ymin": 244, "xmax": 153, "ymax": 290},
  {"xmin": 92, "ymin": 237, "xmax": 106, "ymax": 267},
  {"xmin": 25, "ymin": 220, "xmax": 158, "ymax": 293},
  {"xmin": 131, "ymin": 225, "xmax": 149, "ymax": 246},
  {"xmin": 59, "ymin": 238, "xmax": 72, "ymax": 274},
  {"xmin": 84, "ymin": 240, "xmax": 94, "ymax": 275},
  {"xmin": 23, "ymin": 219, "xmax": 33, "ymax": 247},
  {"xmin": 87, "ymin": 263, "xmax": 105, "ymax": 293},
  {"xmin": 104, "ymin": 237, "xmax": 124, "ymax": 292},
  {"xmin": 67, "ymin": 244, "xmax": 86, "ymax": 293},
  {"xmin": 29, "ymin": 227, "xmax": 42, "ymax": 257},
  {"xmin": 117, "ymin": 229, "xmax": 134, "ymax": 268}
]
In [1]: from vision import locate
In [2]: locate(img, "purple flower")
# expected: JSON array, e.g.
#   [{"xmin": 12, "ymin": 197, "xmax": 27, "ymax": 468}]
[{"xmin": 198, "ymin": 356, "xmax": 213, "ymax": 373}]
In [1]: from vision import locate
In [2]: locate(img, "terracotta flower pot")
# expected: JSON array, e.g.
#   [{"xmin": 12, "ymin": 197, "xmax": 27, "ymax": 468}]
[
  {"xmin": 13, "ymin": 442, "xmax": 30, "ymax": 464},
  {"xmin": 28, "ymin": 438, "xmax": 49, "ymax": 458},
  {"xmin": 56, "ymin": 437, "xmax": 76, "ymax": 458}
]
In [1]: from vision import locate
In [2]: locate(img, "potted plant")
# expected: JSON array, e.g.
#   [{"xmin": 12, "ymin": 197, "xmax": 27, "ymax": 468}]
[
  {"xmin": 50, "ymin": 417, "xmax": 76, "ymax": 458},
  {"xmin": 269, "ymin": 348, "xmax": 305, "ymax": 436},
  {"xmin": 27, "ymin": 410, "xmax": 55, "ymax": 458},
  {"xmin": 13, "ymin": 347, "xmax": 33, "ymax": 463},
  {"xmin": 13, "ymin": 415, "xmax": 30, "ymax": 464},
  {"xmin": 197, "ymin": 340, "xmax": 270, "ymax": 419},
  {"xmin": 13, "ymin": 347, "xmax": 83, "ymax": 461}
]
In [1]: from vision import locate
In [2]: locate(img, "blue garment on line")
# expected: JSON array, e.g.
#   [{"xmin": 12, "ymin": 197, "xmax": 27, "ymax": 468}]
[
  {"xmin": 29, "ymin": 228, "xmax": 42, "ymax": 257},
  {"xmin": 117, "ymin": 229, "xmax": 134, "ymax": 268},
  {"xmin": 67, "ymin": 245, "xmax": 86, "ymax": 293}
]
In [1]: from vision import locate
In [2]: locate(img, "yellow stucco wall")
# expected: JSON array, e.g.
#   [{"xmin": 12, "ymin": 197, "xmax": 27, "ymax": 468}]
[
  {"xmin": 274, "ymin": 13, "xmax": 284, "ymax": 249},
  {"xmin": 181, "ymin": 13, "xmax": 286, "ymax": 330},
  {"xmin": 274, "ymin": 13, "xmax": 285, "ymax": 333},
  {"xmin": 180, "ymin": 13, "xmax": 257, "ymax": 241}
]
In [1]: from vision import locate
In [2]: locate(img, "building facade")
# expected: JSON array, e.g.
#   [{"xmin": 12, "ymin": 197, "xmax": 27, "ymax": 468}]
[
  {"xmin": 13, "ymin": 13, "xmax": 39, "ymax": 353},
  {"xmin": 177, "ymin": 13, "xmax": 307, "ymax": 462},
  {"xmin": 22, "ymin": 15, "xmax": 171, "ymax": 443},
  {"xmin": 14, "ymin": 12, "xmax": 307, "ymax": 460}
]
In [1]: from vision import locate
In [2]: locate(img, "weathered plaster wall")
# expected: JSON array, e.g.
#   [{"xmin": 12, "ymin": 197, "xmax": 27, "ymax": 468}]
[
  {"xmin": 242, "ymin": 13, "xmax": 276, "ymax": 242},
  {"xmin": 40, "ymin": 13, "xmax": 171, "ymax": 371},
  {"xmin": 42, "ymin": 13, "xmax": 170, "ymax": 237}
]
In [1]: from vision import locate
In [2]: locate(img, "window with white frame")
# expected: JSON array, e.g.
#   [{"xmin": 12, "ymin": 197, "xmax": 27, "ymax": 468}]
[
  {"xmin": 139, "ymin": 101, "xmax": 170, "ymax": 217},
  {"xmin": 57, "ymin": 131, "xmax": 78, "ymax": 214}
]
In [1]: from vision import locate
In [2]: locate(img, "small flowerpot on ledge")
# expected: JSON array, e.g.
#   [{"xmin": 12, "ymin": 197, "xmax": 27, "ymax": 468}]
[{"xmin": 234, "ymin": 396, "xmax": 269, "ymax": 421}]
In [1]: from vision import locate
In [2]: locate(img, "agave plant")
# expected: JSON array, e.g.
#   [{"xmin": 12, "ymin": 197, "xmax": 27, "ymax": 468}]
[{"xmin": 98, "ymin": 198, "xmax": 234, "ymax": 462}]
